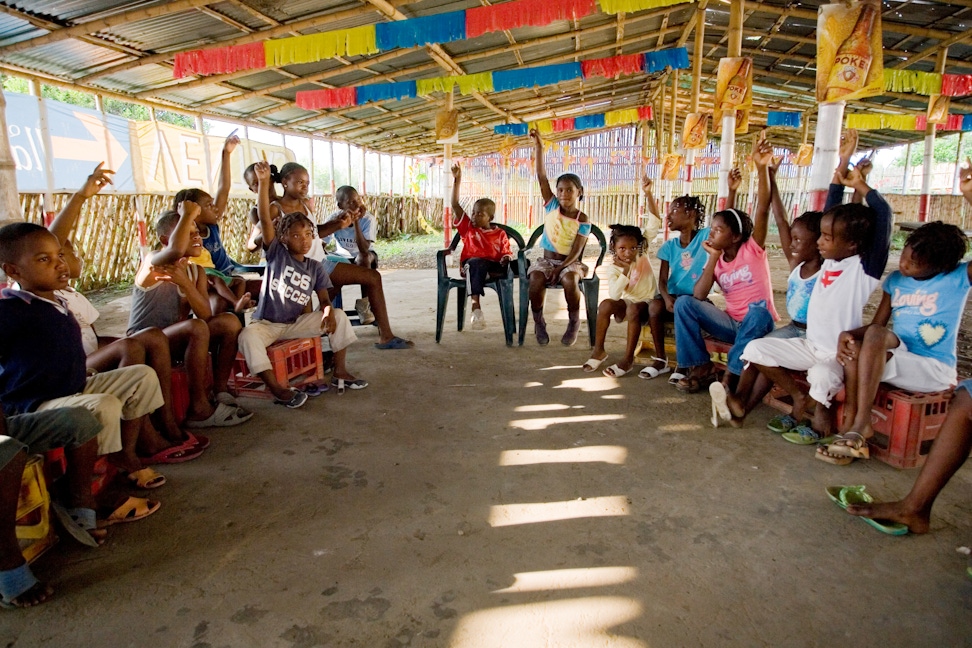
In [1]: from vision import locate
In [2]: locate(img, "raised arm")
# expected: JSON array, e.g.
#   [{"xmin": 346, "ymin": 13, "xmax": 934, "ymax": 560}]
[
  {"xmin": 450, "ymin": 163, "xmax": 466, "ymax": 223},
  {"xmin": 530, "ymin": 129, "xmax": 554, "ymax": 204},
  {"xmin": 213, "ymin": 132, "xmax": 240, "ymax": 219},
  {"xmin": 641, "ymin": 177, "xmax": 662, "ymax": 241},
  {"xmin": 150, "ymin": 201, "xmax": 199, "ymax": 265},
  {"xmin": 726, "ymin": 167, "xmax": 742, "ymax": 210},
  {"xmin": 826, "ymin": 129, "xmax": 860, "ymax": 211},
  {"xmin": 842, "ymin": 166, "xmax": 892, "ymax": 279},
  {"xmin": 642, "ymin": 175, "xmax": 660, "ymax": 218},
  {"xmin": 750, "ymin": 147, "xmax": 772, "ymax": 249},
  {"xmin": 254, "ymin": 161, "xmax": 277, "ymax": 247},
  {"xmin": 49, "ymin": 163, "xmax": 114, "ymax": 243}
]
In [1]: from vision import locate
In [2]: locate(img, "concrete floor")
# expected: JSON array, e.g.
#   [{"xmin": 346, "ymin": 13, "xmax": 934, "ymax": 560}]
[{"xmin": 4, "ymin": 268, "xmax": 972, "ymax": 647}]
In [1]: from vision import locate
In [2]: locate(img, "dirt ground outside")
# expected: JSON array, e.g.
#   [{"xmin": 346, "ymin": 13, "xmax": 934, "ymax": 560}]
[{"xmin": 4, "ymin": 255, "xmax": 971, "ymax": 647}]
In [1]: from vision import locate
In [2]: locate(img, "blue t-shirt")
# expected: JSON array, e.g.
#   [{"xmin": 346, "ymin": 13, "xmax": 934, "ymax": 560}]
[
  {"xmin": 254, "ymin": 238, "xmax": 333, "ymax": 324},
  {"xmin": 884, "ymin": 262, "xmax": 971, "ymax": 367},
  {"xmin": 657, "ymin": 227, "xmax": 710, "ymax": 296},
  {"xmin": 325, "ymin": 210, "xmax": 376, "ymax": 258},
  {"xmin": 200, "ymin": 223, "xmax": 235, "ymax": 275},
  {"xmin": 785, "ymin": 262, "xmax": 818, "ymax": 324},
  {"xmin": 0, "ymin": 290, "xmax": 87, "ymax": 414}
]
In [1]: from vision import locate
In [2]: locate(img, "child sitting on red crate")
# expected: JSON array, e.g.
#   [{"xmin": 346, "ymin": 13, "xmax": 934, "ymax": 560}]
[
  {"xmin": 821, "ymin": 223, "xmax": 970, "ymax": 465},
  {"xmin": 449, "ymin": 163, "xmax": 512, "ymax": 329},
  {"xmin": 725, "ymin": 130, "xmax": 892, "ymax": 443},
  {"xmin": 0, "ymin": 405, "xmax": 107, "ymax": 608},
  {"xmin": 128, "ymin": 201, "xmax": 252, "ymax": 428},
  {"xmin": 240, "ymin": 160, "xmax": 364, "ymax": 407},
  {"xmin": 45, "ymin": 165, "xmax": 206, "ymax": 462}
]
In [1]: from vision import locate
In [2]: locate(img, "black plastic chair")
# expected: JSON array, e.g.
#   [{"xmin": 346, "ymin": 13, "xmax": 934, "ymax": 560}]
[
  {"xmin": 435, "ymin": 224, "xmax": 527, "ymax": 347},
  {"xmin": 522, "ymin": 224, "xmax": 607, "ymax": 347}
]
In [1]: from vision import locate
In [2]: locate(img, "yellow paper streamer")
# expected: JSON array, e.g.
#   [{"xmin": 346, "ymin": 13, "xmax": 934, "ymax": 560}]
[
  {"xmin": 604, "ymin": 109, "xmax": 640, "ymax": 126},
  {"xmin": 416, "ymin": 77, "xmax": 456, "ymax": 96},
  {"xmin": 531, "ymin": 120, "xmax": 554, "ymax": 135},
  {"xmin": 883, "ymin": 69, "xmax": 942, "ymax": 96},
  {"xmin": 845, "ymin": 113, "xmax": 917, "ymax": 131},
  {"xmin": 265, "ymin": 25, "xmax": 376, "ymax": 66},
  {"xmin": 456, "ymin": 72, "xmax": 494, "ymax": 95},
  {"xmin": 599, "ymin": 0, "xmax": 693, "ymax": 15}
]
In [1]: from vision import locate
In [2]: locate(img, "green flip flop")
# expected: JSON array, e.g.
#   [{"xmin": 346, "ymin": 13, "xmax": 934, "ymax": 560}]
[
  {"xmin": 825, "ymin": 485, "xmax": 909, "ymax": 536},
  {"xmin": 781, "ymin": 424, "xmax": 834, "ymax": 445}
]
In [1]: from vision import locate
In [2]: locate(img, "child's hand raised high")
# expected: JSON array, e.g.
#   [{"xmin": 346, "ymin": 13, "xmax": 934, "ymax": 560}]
[
  {"xmin": 178, "ymin": 199, "xmax": 201, "ymax": 221},
  {"xmin": 839, "ymin": 129, "xmax": 859, "ymax": 161},
  {"xmin": 753, "ymin": 141, "xmax": 774, "ymax": 170},
  {"xmin": 223, "ymin": 130, "xmax": 240, "ymax": 154},
  {"xmin": 529, "ymin": 129, "xmax": 543, "ymax": 148},
  {"xmin": 641, "ymin": 176, "xmax": 653, "ymax": 195},
  {"xmin": 451, "ymin": 163, "xmax": 461, "ymax": 180},
  {"xmin": 78, "ymin": 162, "xmax": 114, "ymax": 198},
  {"xmin": 727, "ymin": 167, "xmax": 743, "ymax": 191},
  {"xmin": 253, "ymin": 160, "xmax": 271, "ymax": 182}
]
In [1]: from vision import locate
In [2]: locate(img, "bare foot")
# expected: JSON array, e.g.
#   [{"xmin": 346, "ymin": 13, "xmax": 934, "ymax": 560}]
[
  {"xmin": 725, "ymin": 393, "xmax": 746, "ymax": 420},
  {"xmin": 234, "ymin": 292, "xmax": 255, "ymax": 312},
  {"xmin": 5, "ymin": 581, "xmax": 54, "ymax": 608},
  {"xmin": 846, "ymin": 501, "xmax": 930, "ymax": 534}
]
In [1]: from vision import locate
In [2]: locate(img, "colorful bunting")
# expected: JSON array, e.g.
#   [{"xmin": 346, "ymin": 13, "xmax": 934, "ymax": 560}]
[
  {"xmin": 466, "ymin": 0, "xmax": 596, "ymax": 39},
  {"xmin": 375, "ymin": 12, "xmax": 466, "ymax": 50},
  {"xmin": 356, "ymin": 80, "xmax": 417, "ymax": 104},
  {"xmin": 296, "ymin": 87, "xmax": 357, "ymax": 110},
  {"xmin": 845, "ymin": 114, "xmax": 918, "ymax": 131},
  {"xmin": 581, "ymin": 53, "xmax": 644, "ymax": 79},
  {"xmin": 915, "ymin": 113, "xmax": 967, "ymax": 131},
  {"xmin": 599, "ymin": 0, "xmax": 693, "ymax": 14},
  {"xmin": 605, "ymin": 108, "xmax": 640, "ymax": 126},
  {"xmin": 766, "ymin": 111, "xmax": 801, "ymax": 128},
  {"xmin": 493, "ymin": 63, "xmax": 583, "ymax": 92},
  {"xmin": 552, "ymin": 118, "xmax": 575, "ymax": 131},
  {"xmin": 416, "ymin": 72, "xmax": 494, "ymax": 96},
  {"xmin": 942, "ymin": 74, "xmax": 972, "ymax": 98},
  {"xmin": 644, "ymin": 47, "xmax": 690, "ymax": 73},
  {"xmin": 965, "ymin": 114, "xmax": 972, "ymax": 132},
  {"xmin": 265, "ymin": 26, "xmax": 378, "ymax": 66},
  {"xmin": 883, "ymin": 69, "xmax": 941, "ymax": 96},
  {"xmin": 494, "ymin": 124, "xmax": 529, "ymax": 135},
  {"xmin": 172, "ymin": 42, "xmax": 265, "ymax": 78}
]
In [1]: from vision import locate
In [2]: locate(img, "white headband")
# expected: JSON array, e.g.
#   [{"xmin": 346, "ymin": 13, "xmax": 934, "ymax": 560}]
[{"xmin": 726, "ymin": 208, "xmax": 743, "ymax": 232}]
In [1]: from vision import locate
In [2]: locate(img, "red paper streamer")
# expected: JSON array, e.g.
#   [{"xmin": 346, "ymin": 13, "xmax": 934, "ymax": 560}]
[
  {"xmin": 942, "ymin": 74, "xmax": 972, "ymax": 97},
  {"xmin": 466, "ymin": 0, "xmax": 596, "ymax": 39},
  {"xmin": 552, "ymin": 118, "xmax": 575, "ymax": 132},
  {"xmin": 296, "ymin": 87, "xmax": 358, "ymax": 110},
  {"xmin": 581, "ymin": 54, "xmax": 645, "ymax": 79},
  {"xmin": 914, "ymin": 114, "xmax": 964, "ymax": 131},
  {"xmin": 173, "ymin": 42, "xmax": 266, "ymax": 78},
  {"xmin": 637, "ymin": 106, "xmax": 653, "ymax": 120}
]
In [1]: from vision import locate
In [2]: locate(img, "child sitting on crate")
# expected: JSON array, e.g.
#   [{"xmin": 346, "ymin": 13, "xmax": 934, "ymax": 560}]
[
  {"xmin": 0, "ymin": 221, "xmax": 168, "ymax": 528},
  {"xmin": 240, "ymin": 160, "xmax": 365, "ymax": 407},
  {"xmin": 128, "ymin": 202, "xmax": 252, "ymax": 428},
  {"xmin": 450, "ymin": 163, "xmax": 513, "ymax": 329},
  {"xmin": 822, "ymin": 221, "xmax": 971, "ymax": 465},
  {"xmin": 726, "ymin": 133, "xmax": 892, "ymax": 444}
]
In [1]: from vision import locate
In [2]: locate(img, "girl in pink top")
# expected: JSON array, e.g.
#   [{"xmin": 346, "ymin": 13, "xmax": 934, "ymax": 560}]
[{"xmin": 672, "ymin": 178, "xmax": 778, "ymax": 393}]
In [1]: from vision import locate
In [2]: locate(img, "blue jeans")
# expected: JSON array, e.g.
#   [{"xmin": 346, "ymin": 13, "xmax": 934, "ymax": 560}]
[
  {"xmin": 764, "ymin": 322, "xmax": 806, "ymax": 340},
  {"xmin": 673, "ymin": 297, "xmax": 776, "ymax": 375}
]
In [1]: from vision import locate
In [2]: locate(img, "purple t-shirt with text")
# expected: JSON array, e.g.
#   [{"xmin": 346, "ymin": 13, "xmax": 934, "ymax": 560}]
[{"xmin": 253, "ymin": 237, "xmax": 332, "ymax": 323}]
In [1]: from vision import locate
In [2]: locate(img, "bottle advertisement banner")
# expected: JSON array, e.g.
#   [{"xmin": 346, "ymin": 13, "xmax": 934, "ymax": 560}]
[
  {"xmin": 681, "ymin": 112, "xmax": 709, "ymax": 150},
  {"xmin": 927, "ymin": 95, "xmax": 950, "ymax": 125},
  {"xmin": 816, "ymin": 0, "xmax": 883, "ymax": 104},
  {"xmin": 713, "ymin": 57, "xmax": 752, "ymax": 130},
  {"xmin": 436, "ymin": 109, "xmax": 459, "ymax": 144},
  {"xmin": 660, "ymin": 153, "xmax": 683, "ymax": 181},
  {"xmin": 794, "ymin": 143, "xmax": 814, "ymax": 167},
  {"xmin": 713, "ymin": 108, "xmax": 750, "ymax": 135}
]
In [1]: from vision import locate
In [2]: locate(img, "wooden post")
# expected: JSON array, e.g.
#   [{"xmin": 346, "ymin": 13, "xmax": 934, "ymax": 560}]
[
  {"xmin": 0, "ymin": 88, "xmax": 22, "ymax": 222},
  {"xmin": 443, "ymin": 89, "xmax": 454, "ymax": 248},
  {"xmin": 919, "ymin": 47, "xmax": 948, "ymax": 222},
  {"xmin": 360, "ymin": 146, "xmax": 366, "ymax": 195},
  {"xmin": 717, "ymin": 0, "xmax": 745, "ymax": 211},
  {"xmin": 902, "ymin": 142, "xmax": 913, "ymax": 194},
  {"xmin": 31, "ymin": 80, "xmax": 56, "ymax": 224},
  {"xmin": 684, "ymin": 2, "xmax": 705, "ymax": 195},
  {"xmin": 954, "ymin": 131, "xmax": 965, "ymax": 195},
  {"xmin": 196, "ymin": 115, "xmax": 213, "ymax": 193},
  {"xmin": 328, "ymin": 140, "xmax": 336, "ymax": 196}
]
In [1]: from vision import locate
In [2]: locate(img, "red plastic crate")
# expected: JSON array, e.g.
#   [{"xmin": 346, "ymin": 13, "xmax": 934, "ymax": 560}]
[
  {"xmin": 762, "ymin": 371, "xmax": 811, "ymax": 415},
  {"xmin": 169, "ymin": 358, "xmax": 213, "ymax": 424},
  {"xmin": 228, "ymin": 337, "xmax": 325, "ymax": 399},
  {"xmin": 704, "ymin": 337, "xmax": 732, "ymax": 370},
  {"xmin": 44, "ymin": 448, "xmax": 116, "ymax": 496},
  {"xmin": 836, "ymin": 385, "xmax": 953, "ymax": 469}
]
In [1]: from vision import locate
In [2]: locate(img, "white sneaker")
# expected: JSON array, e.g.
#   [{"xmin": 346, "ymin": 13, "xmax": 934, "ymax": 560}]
[
  {"xmin": 470, "ymin": 308, "xmax": 486, "ymax": 329},
  {"xmin": 355, "ymin": 298, "xmax": 376, "ymax": 325}
]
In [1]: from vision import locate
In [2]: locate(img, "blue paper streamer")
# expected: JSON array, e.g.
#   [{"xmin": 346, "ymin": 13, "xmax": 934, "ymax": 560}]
[
  {"xmin": 575, "ymin": 113, "xmax": 605, "ymax": 130},
  {"xmin": 492, "ymin": 63, "xmax": 583, "ymax": 92},
  {"xmin": 767, "ymin": 111, "xmax": 801, "ymax": 128},
  {"xmin": 963, "ymin": 113, "xmax": 972, "ymax": 132},
  {"xmin": 356, "ymin": 81, "xmax": 417, "ymax": 104},
  {"xmin": 494, "ymin": 124, "xmax": 529, "ymax": 136},
  {"xmin": 375, "ymin": 12, "xmax": 466, "ymax": 51},
  {"xmin": 644, "ymin": 47, "xmax": 690, "ymax": 74}
]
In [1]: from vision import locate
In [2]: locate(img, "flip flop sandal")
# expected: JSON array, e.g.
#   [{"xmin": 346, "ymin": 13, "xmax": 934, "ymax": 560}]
[
  {"xmin": 825, "ymin": 486, "xmax": 909, "ymax": 536},
  {"xmin": 814, "ymin": 445, "xmax": 855, "ymax": 465},
  {"xmin": 708, "ymin": 382, "xmax": 733, "ymax": 428},
  {"xmin": 638, "ymin": 359, "xmax": 671, "ymax": 380},
  {"xmin": 185, "ymin": 402, "xmax": 254, "ymax": 428},
  {"xmin": 781, "ymin": 425, "xmax": 835, "ymax": 445},
  {"xmin": 126, "ymin": 467, "xmax": 166, "ymax": 490},
  {"xmin": 602, "ymin": 364, "xmax": 629, "ymax": 378},
  {"xmin": 274, "ymin": 390, "xmax": 308, "ymax": 409},
  {"xmin": 180, "ymin": 432, "xmax": 210, "ymax": 451},
  {"xmin": 216, "ymin": 392, "xmax": 253, "ymax": 417},
  {"xmin": 142, "ymin": 444, "xmax": 204, "ymax": 465},
  {"xmin": 825, "ymin": 432, "xmax": 870, "ymax": 459},
  {"xmin": 0, "ymin": 563, "xmax": 42, "ymax": 609},
  {"xmin": 675, "ymin": 371, "xmax": 718, "ymax": 394},
  {"xmin": 300, "ymin": 382, "xmax": 328, "ymax": 397},
  {"xmin": 668, "ymin": 369, "xmax": 687, "ymax": 385},
  {"xmin": 50, "ymin": 503, "xmax": 101, "ymax": 548},
  {"xmin": 331, "ymin": 378, "xmax": 369, "ymax": 395},
  {"xmin": 104, "ymin": 497, "xmax": 160, "ymax": 526},
  {"xmin": 374, "ymin": 337, "xmax": 413, "ymax": 350},
  {"xmin": 767, "ymin": 414, "xmax": 800, "ymax": 434},
  {"xmin": 582, "ymin": 357, "xmax": 607, "ymax": 372}
]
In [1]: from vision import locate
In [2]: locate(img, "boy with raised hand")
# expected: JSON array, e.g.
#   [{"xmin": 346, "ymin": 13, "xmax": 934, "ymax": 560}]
[
  {"xmin": 0, "ymin": 405, "xmax": 105, "ymax": 608},
  {"xmin": 0, "ymin": 221, "xmax": 166, "ymax": 523},
  {"xmin": 240, "ymin": 160, "xmax": 363, "ymax": 406}
]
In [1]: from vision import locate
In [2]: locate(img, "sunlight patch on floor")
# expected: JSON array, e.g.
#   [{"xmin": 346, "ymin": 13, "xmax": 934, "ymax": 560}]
[
  {"xmin": 509, "ymin": 414, "xmax": 624, "ymax": 430},
  {"xmin": 513, "ymin": 403, "xmax": 585, "ymax": 412},
  {"xmin": 656, "ymin": 423, "xmax": 705, "ymax": 432},
  {"xmin": 554, "ymin": 377, "xmax": 618, "ymax": 392},
  {"xmin": 489, "ymin": 496, "xmax": 630, "ymax": 527},
  {"xmin": 499, "ymin": 446, "xmax": 628, "ymax": 466},
  {"xmin": 449, "ymin": 597, "xmax": 646, "ymax": 648},
  {"xmin": 492, "ymin": 567, "xmax": 637, "ymax": 593}
]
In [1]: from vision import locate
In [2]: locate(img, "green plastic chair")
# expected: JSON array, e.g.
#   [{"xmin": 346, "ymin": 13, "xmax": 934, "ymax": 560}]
[
  {"xmin": 523, "ymin": 224, "xmax": 607, "ymax": 347},
  {"xmin": 435, "ymin": 224, "xmax": 527, "ymax": 347}
]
